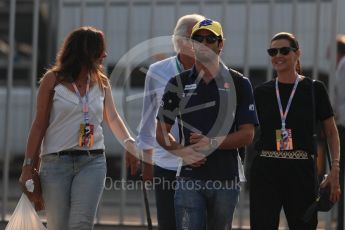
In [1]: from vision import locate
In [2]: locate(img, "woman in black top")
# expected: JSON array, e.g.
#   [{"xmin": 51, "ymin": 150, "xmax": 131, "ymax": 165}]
[{"xmin": 250, "ymin": 32, "xmax": 341, "ymax": 230}]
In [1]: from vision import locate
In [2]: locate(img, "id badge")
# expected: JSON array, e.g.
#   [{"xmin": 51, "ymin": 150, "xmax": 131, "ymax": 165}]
[
  {"xmin": 79, "ymin": 123, "xmax": 94, "ymax": 147},
  {"xmin": 276, "ymin": 129, "xmax": 293, "ymax": 151}
]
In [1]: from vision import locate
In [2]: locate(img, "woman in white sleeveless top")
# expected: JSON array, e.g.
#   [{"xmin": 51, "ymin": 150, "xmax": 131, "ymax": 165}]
[{"xmin": 19, "ymin": 26, "xmax": 137, "ymax": 230}]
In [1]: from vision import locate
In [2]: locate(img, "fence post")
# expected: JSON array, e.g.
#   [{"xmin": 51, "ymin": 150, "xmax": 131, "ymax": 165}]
[{"xmin": 2, "ymin": 0, "xmax": 16, "ymax": 221}]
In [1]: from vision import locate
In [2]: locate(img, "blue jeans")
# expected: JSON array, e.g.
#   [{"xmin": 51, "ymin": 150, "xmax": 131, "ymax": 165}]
[
  {"xmin": 174, "ymin": 177, "xmax": 240, "ymax": 230},
  {"xmin": 40, "ymin": 153, "xmax": 106, "ymax": 230}
]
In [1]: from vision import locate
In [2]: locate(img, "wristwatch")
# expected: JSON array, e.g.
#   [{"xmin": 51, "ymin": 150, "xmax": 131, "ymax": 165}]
[
  {"xmin": 209, "ymin": 138, "xmax": 218, "ymax": 149},
  {"xmin": 22, "ymin": 158, "xmax": 34, "ymax": 167}
]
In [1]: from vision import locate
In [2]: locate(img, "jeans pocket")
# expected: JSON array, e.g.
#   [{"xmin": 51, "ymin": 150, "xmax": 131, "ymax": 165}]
[
  {"xmin": 83, "ymin": 154, "xmax": 107, "ymax": 173},
  {"xmin": 40, "ymin": 155, "xmax": 67, "ymax": 176},
  {"xmin": 41, "ymin": 154, "xmax": 60, "ymax": 163},
  {"xmin": 86, "ymin": 153, "xmax": 106, "ymax": 166},
  {"xmin": 90, "ymin": 152, "xmax": 105, "ymax": 159}
]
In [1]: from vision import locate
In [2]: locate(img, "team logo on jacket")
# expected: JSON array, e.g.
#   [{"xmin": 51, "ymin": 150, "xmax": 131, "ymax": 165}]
[
  {"xmin": 224, "ymin": 82, "xmax": 230, "ymax": 89},
  {"xmin": 184, "ymin": 84, "xmax": 197, "ymax": 90}
]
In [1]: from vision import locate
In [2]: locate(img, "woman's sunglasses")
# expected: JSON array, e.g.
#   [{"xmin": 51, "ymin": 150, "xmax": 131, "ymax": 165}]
[
  {"xmin": 267, "ymin": 47, "xmax": 297, "ymax": 57},
  {"xmin": 191, "ymin": 34, "xmax": 220, "ymax": 44}
]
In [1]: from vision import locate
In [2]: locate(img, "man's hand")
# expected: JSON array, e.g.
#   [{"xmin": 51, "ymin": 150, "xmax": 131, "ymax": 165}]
[
  {"xmin": 142, "ymin": 162, "xmax": 154, "ymax": 181},
  {"xmin": 189, "ymin": 133, "xmax": 212, "ymax": 152},
  {"xmin": 142, "ymin": 149, "xmax": 154, "ymax": 181},
  {"xmin": 156, "ymin": 122, "xmax": 206, "ymax": 167},
  {"xmin": 320, "ymin": 166, "xmax": 341, "ymax": 203},
  {"xmin": 176, "ymin": 146, "xmax": 206, "ymax": 167},
  {"xmin": 125, "ymin": 142, "xmax": 140, "ymax": 176}
]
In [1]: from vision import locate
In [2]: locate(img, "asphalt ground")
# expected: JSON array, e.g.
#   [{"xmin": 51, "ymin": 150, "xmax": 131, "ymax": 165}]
[{"xmin": 0, "ymin": 179, "xmax": 338, "ymax": 230}]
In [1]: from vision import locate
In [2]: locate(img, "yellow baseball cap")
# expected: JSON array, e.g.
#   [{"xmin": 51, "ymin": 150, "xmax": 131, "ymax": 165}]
[{"xmin": 191, "ymin": 18, "xmax": 224, "ymax": 39}]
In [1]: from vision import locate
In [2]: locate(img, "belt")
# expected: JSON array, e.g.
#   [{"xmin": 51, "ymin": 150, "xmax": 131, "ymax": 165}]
[
  {"xmin": 260, "ymin": 150, "xmax": 309, "ymax": 159},
  {"xmin": 52, "ymin": 149, "xmax": 104, "ymax": 156}
]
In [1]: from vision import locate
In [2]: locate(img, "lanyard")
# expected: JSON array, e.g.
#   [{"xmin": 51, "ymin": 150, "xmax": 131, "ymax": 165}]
[
  {"xmin": 72, "ymin": 74, "xmax": 91, "ymax": 124},
  {"xmin": 275, "ymin": 75, "xmax": 300, "ymax": 130},
  {"xmin": 175, "ymin": 56, "xmax": 183, "ymax": 74}
]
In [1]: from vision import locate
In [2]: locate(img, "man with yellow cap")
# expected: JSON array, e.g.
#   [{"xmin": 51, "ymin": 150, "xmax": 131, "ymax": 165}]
[
  {"xmin": 127, "ymin": 14, "xmax": 204, "ymax": 230},
  {"xmin": 156, "ymin": 18, "xmax": 258, "ymax": 229}
]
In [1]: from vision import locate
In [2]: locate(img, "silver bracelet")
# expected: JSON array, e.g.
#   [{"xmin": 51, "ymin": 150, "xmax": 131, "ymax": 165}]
[
  {"xmin": 22, "ymin": 157, "xmax": 34, "ymax": 167},
  {"xmin": 123, "ymin": 137, "xmax": 135, "ymax": 144}
]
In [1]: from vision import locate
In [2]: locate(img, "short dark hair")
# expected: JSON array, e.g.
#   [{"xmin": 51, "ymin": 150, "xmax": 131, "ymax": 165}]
[{"xmin": 337, "ymin": 34, "xmax": 345, "ymax": 56}]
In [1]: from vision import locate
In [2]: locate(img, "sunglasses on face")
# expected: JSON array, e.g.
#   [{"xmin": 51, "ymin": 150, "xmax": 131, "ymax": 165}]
[
  {"xmin": 191, "ymin": 34, "xmax": 219, "ymax": 44},
  {"xmin": 267, "ymin": 47, "xmax": 297, "ymax": 57}
]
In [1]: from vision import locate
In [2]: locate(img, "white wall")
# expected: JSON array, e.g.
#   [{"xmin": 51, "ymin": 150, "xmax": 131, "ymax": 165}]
[
  {"xmin": 58, "ymin": 0, "xmax": 338, "ymax": 73},
  {"xmin": 339, "ymin": 0, "xmax": 345, "ymax": 34}
]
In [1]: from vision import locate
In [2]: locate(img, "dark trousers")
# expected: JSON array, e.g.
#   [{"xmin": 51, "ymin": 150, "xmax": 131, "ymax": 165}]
[
  {"xmin": 154, "ymin": 165, "xmax": 177, "ymax": 230},
  {"xmin": 337, "ymin": 125, "xmax": 345, "ymax": 230},
  {"xmin": 250, "ymin": 156, "xmax": 318, "ymax": 230}
]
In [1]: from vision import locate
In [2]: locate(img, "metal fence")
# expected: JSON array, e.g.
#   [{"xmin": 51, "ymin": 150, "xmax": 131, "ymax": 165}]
[{"xmin": 1, "ymin": 0, "xmax": 344, "ymax": 229}]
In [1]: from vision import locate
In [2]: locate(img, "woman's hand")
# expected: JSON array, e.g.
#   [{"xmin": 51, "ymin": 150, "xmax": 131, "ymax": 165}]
[
  {"xmin": 19, "ymin": 166, "xmax": 34, "ymax": 190},
  {"xmin": 19, "ymin": 166, "xmax": 44, "ymax": 211},
  {"xmin": 320, "ymin": 166, "xmax": 341, "ymax": 203}
]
